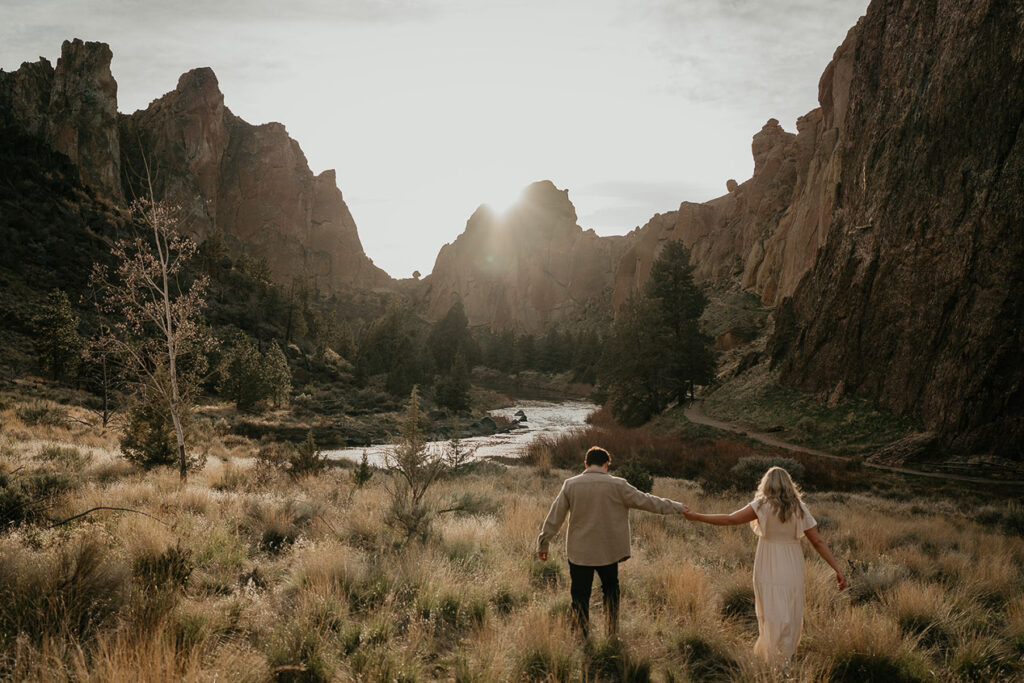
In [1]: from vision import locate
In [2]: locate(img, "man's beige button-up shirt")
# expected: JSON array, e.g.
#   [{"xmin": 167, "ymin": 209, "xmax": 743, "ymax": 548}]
[{"xmin": 536, "ymin": 468, "xmax": 685, "ymax": 566}]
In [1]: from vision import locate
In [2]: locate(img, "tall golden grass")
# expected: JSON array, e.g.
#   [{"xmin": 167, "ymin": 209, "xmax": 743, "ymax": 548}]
[{"xmin": 0, "ymin": 398, "xmax": 1021, "ymax": 681}]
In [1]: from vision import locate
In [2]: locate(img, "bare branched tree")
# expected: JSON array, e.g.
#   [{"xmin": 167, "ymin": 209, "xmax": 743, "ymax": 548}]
[{"xmin": 89, "ymin": 175, "xmax": 210, "ymax": 480}]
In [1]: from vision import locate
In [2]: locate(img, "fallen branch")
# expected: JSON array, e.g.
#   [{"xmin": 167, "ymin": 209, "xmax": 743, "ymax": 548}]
[{"xmin": 48, "ymin": 506, "xmax": 169, "ymax": 529}]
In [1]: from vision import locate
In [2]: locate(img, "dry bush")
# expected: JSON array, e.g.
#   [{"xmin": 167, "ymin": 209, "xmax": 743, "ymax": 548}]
[{"xmin": 0, "ymin": 536, "xmax": 130, "ymax": 651}]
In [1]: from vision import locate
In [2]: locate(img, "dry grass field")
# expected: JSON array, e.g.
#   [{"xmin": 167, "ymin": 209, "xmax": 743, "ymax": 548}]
[{"xmin": 1, "ymin": 396, "xmax": 1022, "ymax": 682}]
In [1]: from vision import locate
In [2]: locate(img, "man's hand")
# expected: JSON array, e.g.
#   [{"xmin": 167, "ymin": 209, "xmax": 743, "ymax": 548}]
[{"xmin": 537, "ymin": 551, "xmax": 548, "ymax": 561}]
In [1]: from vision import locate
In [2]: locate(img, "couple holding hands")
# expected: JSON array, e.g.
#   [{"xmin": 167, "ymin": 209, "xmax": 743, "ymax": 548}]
[{"xmin": 536, "ymin": 446, "xmax": 846, "ymax": 662}]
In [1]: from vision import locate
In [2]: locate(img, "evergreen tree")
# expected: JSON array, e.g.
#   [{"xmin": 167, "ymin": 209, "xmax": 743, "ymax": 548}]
[
  {"xmin": 263, "ymin": 342, "xmax": 292, "ymax": 407},
  {"xmin": 599, "ymin": 242, "xmax": 715, "ymax": 426},
  {"xmin": 32, "ymin": 289, "xmax": 83, "ymax": 381},
  {"xmin": 217, "ymin": 332, "xmax": 266, "ymax": 411},
  {"xmin": 434, "ymin": 351, "xmax": 470, "ymax": 412},
  {"xmin": 428, "ymin": 300, "xmax": 470, "ymax": 373}
]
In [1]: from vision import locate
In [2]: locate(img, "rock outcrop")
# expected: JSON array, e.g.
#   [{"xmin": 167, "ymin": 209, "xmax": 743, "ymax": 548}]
[
  {"xmin": 120, "ymin": 68, "xmax": 391, "ymax": 290},
  {"xmin": 420, "ymin": 181, "xmax": 633, "ymax": 332},
  {"xmin": 771, "ymin": 0, "xmax": 1024, "ymax": 457},
  {"xmin": 0, "ymin": 39, "xmax": 122, "ymax": 201},
  {"xmin": 612, "ymin": 22, "xmax": 861, "ymax": 312},
  {"xmin": 0, "ymin": 41, "xmax": 389, "ymax": 292}
]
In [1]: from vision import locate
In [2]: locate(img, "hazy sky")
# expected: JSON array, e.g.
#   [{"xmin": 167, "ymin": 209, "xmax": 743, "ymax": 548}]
[{"xmin": 2, "ymin": 0, "xmax": 869, "ymax": 279}]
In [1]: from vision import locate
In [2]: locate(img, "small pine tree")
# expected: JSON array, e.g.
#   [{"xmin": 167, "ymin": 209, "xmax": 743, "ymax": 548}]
[
  {"xmin": 288, "ymin": 429, "xmax": 326, "ymax": 478},
  {"xmin": 384, "ymin": 387, "xmax": 444, "ymax": 541},
  {"xmin": 263, "ymin": 341, "xmax": 292, "ymax": 407},
  {"xmin": 351, "ymin": 451, "xmax": 373, "ymax": 488},
  {"xmin": 32, "ymin": 289, "xmax": 83, "ymax": 381}
]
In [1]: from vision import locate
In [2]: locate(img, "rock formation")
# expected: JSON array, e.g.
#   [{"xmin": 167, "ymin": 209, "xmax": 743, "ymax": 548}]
[
  {"xmin": 0, "ymin": 39, "xmax": 122, "ymax": 201},
  {"xmin": 771, "ymin": 0, "xmax": 1024, "ymax": 457},
  {"xmin": 120, "ymin": 68, "xmax": 391, "ymax": 291},
  {"xmin": 420, "ymin": 181, "xmax": 633, "ymax": 333},
  {"xmin": 0, "ymin": 40, "xmax": 389, "ymax": 292},
  {"xmin": 611, "ymin": 0, "xmax": 1022, "ymax": 456}
]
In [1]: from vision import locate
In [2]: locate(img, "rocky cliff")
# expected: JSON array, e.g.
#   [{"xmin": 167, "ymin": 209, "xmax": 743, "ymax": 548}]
[
  {"xmin": 0, "ymin": 39, "xmax": 122, "ymax": 202},
  {"xmin": 611, "ymin": 27, "xmax": 857, "ymax": 312},
  {"xmin": 772, "ymin": 0, "xmax": 1024, "ymax": 457},
  {"xmin": 420, "ymin": 181, "xmax": 633, "ymax": 333},
  {"xmin": 0, "ymin": 40, "xmax": 389, "ymax": 292}
]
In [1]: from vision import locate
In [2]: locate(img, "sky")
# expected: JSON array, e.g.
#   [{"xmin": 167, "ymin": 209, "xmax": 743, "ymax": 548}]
[{"xmin": 2, "ymin": 0, "xmax": 869, "ymax": 279}]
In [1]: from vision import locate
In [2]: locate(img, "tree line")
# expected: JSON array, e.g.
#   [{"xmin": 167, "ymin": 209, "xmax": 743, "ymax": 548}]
[{"xmin": 27, "ymin": 198, "xmax": 714, "ymax": 478}]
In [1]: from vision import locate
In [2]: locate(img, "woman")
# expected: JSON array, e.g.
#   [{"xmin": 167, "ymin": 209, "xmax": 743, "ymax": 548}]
[{"xmin": 683, "ymin": 467, "xmax": 846, "ymax": 661}]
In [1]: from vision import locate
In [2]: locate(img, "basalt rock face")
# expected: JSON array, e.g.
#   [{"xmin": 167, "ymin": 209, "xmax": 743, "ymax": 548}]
[
  {"xmin": 612, "ymin": 23, "xmax": 860, "ymax": 311},
  {"xmin": 120, "ymin": 68, "xmax": 391, "ymax": 291},
  {"xmin": 772, "ymin": 0, "xmax": 1024, "ymax": 457},
  {"xmin": 1, "ymin": 40, "xmax": 389, "ymax": 292},
  {"xmin": 421, "ymin": 181, "xmax": 633, "ymax": 333},
  {"xmin": 0, "ymin": 39, "xmax": 122, "ymax": 201}
]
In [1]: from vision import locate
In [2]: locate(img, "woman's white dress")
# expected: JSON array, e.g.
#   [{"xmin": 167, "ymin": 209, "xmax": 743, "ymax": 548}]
[{"xmin": 748, "ymin": 499, "xmax": 817, "ymax": 660}]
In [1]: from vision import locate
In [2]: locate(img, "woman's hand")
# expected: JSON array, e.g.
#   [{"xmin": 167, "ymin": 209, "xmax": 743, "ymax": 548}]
[{"xmin": 836, "ymin": 572, "xmax": 847, "ymax": 591}]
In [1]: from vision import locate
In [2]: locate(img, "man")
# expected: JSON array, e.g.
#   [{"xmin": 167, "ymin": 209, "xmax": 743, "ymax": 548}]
[{"xmin": 536, "ymin": 446, "xmax": 687, "ymax": 638}]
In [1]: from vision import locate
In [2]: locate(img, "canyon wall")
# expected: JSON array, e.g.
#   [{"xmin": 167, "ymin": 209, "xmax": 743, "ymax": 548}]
[{"xmin": 771, "ymin": 0, "xmax": 1024, "ymax": 456}]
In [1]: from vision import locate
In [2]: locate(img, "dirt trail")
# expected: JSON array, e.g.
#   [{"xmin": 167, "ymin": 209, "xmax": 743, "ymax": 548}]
[{"xmin": 684, "ymin": 401, "xmax": 1024, "ymax": 487}]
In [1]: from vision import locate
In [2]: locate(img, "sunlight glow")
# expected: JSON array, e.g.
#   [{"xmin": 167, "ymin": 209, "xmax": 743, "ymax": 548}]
[{"xmin": 482, "ymin": 185, "xmax": 526, "ymax": 216}]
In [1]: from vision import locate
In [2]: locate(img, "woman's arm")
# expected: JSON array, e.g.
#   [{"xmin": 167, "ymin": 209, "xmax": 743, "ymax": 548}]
[
  {"xmin": 683, "ymin": 504, "xmax": 757, "ymax": 526},
  {"xmin": 803, "ymin": 527, "xmax": 847, "ymax": 590}
]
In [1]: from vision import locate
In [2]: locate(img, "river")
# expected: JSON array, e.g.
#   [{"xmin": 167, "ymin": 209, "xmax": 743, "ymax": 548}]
[{"xmin": 324, "ymin": 400, "xmax": 598, "ymax": 467}]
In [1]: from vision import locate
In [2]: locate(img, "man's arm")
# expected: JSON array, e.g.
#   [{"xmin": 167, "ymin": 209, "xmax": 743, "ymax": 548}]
[
  {"xmin": 617, "ymin": 479, "xmax": 686, "ymax": 514},
  {"xmin": 536, "ymin": 483, "xmax": 570, "ymax": 560}
]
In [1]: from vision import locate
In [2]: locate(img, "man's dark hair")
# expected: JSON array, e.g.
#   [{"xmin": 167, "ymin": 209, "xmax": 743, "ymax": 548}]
[{"xmin": 585, "ymin": 446, "xmax": 611, "ymax": 467}]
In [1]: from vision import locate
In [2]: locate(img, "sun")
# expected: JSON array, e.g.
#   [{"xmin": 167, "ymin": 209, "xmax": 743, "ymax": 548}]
[{"xmin": 482, "ymin": 184, "xmax": 526, "ymax": 216}]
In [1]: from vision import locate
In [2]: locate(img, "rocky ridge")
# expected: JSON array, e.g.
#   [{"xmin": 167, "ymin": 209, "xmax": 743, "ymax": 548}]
[
  {"xmin": 0, "ymin": 39, "xmax": 389, "ymax": 292},
  {"xmin": 420, "ymin": 181, "xmax": 633, "ymax": 333}
]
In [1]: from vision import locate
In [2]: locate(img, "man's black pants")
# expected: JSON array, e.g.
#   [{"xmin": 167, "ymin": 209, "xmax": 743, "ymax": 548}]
[{"xmin": 568, "ymin": 561, "xmax": 619, "ymax": 637}]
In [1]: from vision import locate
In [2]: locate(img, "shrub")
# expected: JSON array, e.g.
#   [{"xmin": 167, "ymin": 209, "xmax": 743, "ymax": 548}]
[
  {"xmin": 0, "ymin": 469, "xmax": 76, "ymax": 527},
  {"xmin": 351, "ymin": 451, "xmax": 372, "ymax": 488},
  {"xmin": 265, "ymin": 618, "xmax": 333, "ymax": 683},
  {"xmin": 119, "ymin": 398, "xmax": 176, "ymax": 469},
  {"xmin": 16, "ymin": 399, "xmax": 66, "ymax": 427},
  {"xmin": 516, "ymin": 647, "xmax": 574, "ymax": 683},
  {"xmin": 828, "ymin": 652, "xmax": 931, "ymax": 683},
  {"xmin": 950, "ymin": 638, "xmax": 1015, "ymax": 682},
  {"xmin": 720, "ymin": 582, "xmax": 756, "ymax": 626},
  {"xmin": 37, "ymin": 444, "xmax": 89, "ymax": 471},
  {"xmin": 0, "ymin": 537, "xmax": 130, "ymax": 647},
  {"xmin": 247, "ymin": 500, "xmax": 319, "ymax": 553},
  {"xmin": 677, "ymin": 632, "xmax": 736, "ymax": 682},
  {"xmin": 289, "ymin": 430, "xmax": 326, "ymax": 478},
  {"xmin": 133, "ymin": 544, "xmax": 193, "ymax": 589},
  {"xmin": 615, "ymin": 457, "xmax": 653, "ymax": 493},
  {"xmin": 584, "ymin": 639, "xmax": 652, "ymax": 683},
  {"xmin": 729, "ymin": 456, "xmax": 805, "ymax": 492}
]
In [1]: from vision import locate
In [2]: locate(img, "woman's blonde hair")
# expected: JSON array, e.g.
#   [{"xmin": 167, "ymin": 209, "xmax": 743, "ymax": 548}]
[{"xmin": 753, "ymin": 466, "xmax": 805, "ymax": 523}]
